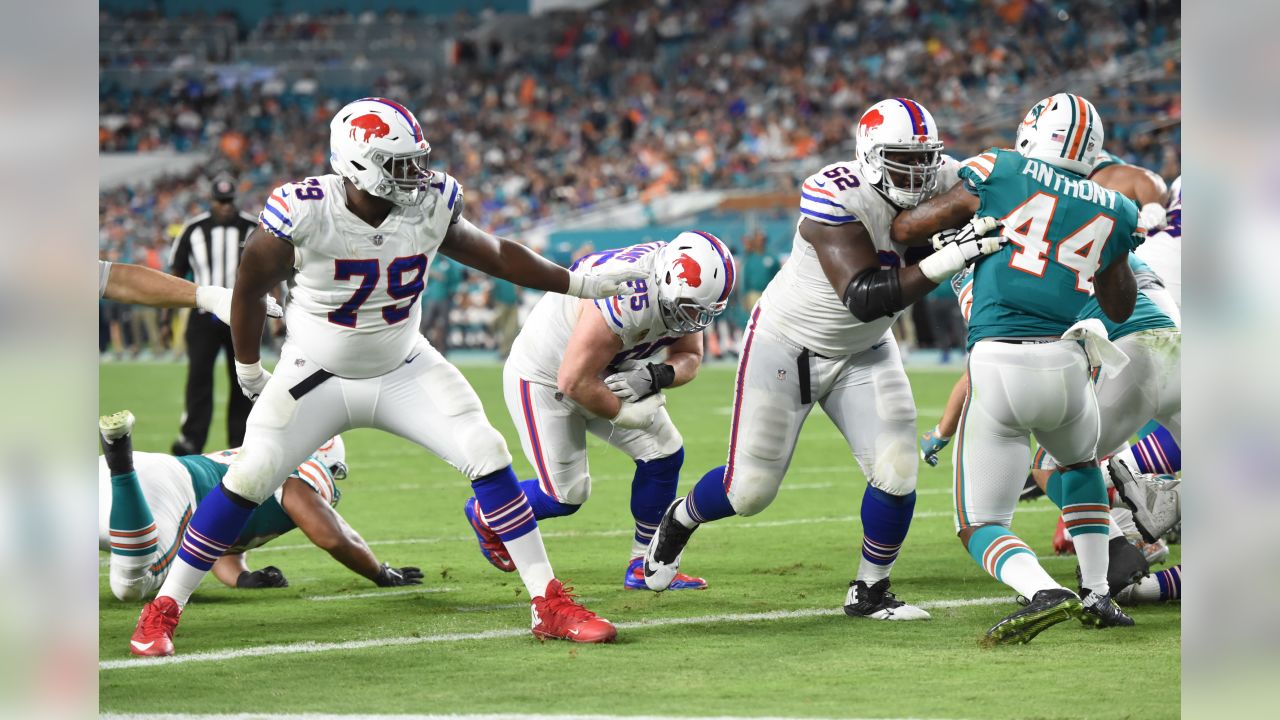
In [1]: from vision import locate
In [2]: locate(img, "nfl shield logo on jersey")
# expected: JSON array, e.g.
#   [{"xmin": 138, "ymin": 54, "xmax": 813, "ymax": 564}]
[
  {"xmin": 370, "ymin": 234, "xmax": 385, "ymax": 247},
  {"xmin": 777, "ymin": 369, "xmax": 787, "ymax": 382}
]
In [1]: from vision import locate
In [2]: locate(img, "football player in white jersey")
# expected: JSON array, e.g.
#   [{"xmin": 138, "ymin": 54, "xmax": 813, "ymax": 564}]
[
  {"xmin": 1135, "ymin": 175, "xmax": 1181, "ymax": 312},
  {"xmin": 463, "ymin": 232, "xmax": 734, "ymax": 590},
  {"xmin": 643, "ymin": 98, "xmax": 1004, "ymax": 618},
  {"xmin": 99, "ymin": 411, "xmax": 422, "ymax": 602},
  {"xmin": 129, "ymin": 97, "xmax": 647, "ymax": 655}
]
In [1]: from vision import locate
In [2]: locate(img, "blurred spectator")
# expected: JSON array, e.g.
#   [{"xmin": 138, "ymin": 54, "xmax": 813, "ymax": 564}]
[
  {"xmin": 422, "ymin": 255, "xmax": 463, "ymax": 354},
  {"xmin": 491, "ymin": 278, "xmax": 521, "ymax": 360}
]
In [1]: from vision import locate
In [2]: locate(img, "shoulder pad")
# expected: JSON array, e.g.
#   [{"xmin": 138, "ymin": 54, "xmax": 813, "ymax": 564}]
[
  {"xmin": 259, "ymin": 181, "xmax": 316, "ymax": 243},
  {"xmin": 429, "ymin": 172, "xmax": 465, "ymax": 223},
  {"xmin": 799, "ymin": 162, "xmax": 866, "ymax": 226},
  {"xmin": 292, "ymin": 456, "xmax": 339, "ymax": 507},
  {"xmin": 958, "ymin": 150, "xmax": 999, "ymax": 184}
]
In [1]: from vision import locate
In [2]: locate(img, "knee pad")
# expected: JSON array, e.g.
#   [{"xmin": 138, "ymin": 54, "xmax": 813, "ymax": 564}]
[
  {"xmin": 872, "ymin": 366, "xmax": 917, "ymax": 424},
  {"xmin": 726, "ymin": 466, "xmax": 782, "ymax": 517},
  {"xmin": 553, "ymin": 471, "xmax": 592, "ymax": 506},
  {"xmin": 222, "ymin": 443, "xmax": 287, "ymax": 504},
  {"xmin": 458, "ymin": 418, "xmax": 513, "ymax": 480},
  {"xmin": 868, "ymin": 435, "xmax": 918, "ymax": 496}
]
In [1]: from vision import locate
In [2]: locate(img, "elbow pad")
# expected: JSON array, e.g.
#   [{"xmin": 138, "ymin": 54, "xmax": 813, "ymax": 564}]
[{"xmin": 842, "ymin": 267, "xmax": 904, "ymax": 322}]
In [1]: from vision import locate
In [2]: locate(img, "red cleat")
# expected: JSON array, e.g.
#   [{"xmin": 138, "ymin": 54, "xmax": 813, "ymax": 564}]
[
  {"xmin": 464, "ymin": 497, "xmax": 515, "ymax": 572},
  {"xmin": 129, "ymin": 596, "xmax": 181, "ymax": 656},
  {"xmin": 1052, "ymin": 514, "xmax": 1076, "ymax": 555},
  {"xmin": 530, "ymin": 579, "xmax": 617, "ymax": 643}
]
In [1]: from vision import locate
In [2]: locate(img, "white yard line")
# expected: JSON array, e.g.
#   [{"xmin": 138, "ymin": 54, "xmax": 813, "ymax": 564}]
[
  {"xmin": 102, "ymin": 707, "xmax": 962, "ymax": 712},
  {"xmin": 102, "ymin": 714, "xmax": 963, "ymax": 720},
  {"xmin": 305, "ymin": 587, "xmax": 459, "ymax": 602},
  {"xmin": 100, "ymin": 595, "xmax": 1011, "ymax": 671},
  {"xmin": 256, "ymin": 506, "xmax": 1055, "ymax": 554}
]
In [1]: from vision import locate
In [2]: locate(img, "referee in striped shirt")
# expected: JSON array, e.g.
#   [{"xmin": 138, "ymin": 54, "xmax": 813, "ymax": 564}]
[{"xmin": 168, "ymin": 174, "xmax": 259, "ymax": 455}]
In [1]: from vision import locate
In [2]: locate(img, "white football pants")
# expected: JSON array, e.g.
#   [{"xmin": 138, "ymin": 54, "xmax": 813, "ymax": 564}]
[
  {"xmin": 223, "ymin": 335, "xmax": 511, "ymax": 504},
  {"xmin": 955, "ymin": 339, "xmax": 1100, "ymax": 531},
  {"xmin": 503, "ymin": 363, "xmax": 683, "ymax": 505},
  {"xmin": 720, "ymin": 307, "xmax": 918, "ymax": 517},
  {"xmin": 98, "ymin": 453, "xmax": 196, "ymax": 601}
]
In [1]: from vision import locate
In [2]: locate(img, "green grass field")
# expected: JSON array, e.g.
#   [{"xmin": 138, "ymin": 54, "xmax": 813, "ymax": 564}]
[{"xmin": 98, "ymin": 361, "xmax": 1180, "ymax": 720}]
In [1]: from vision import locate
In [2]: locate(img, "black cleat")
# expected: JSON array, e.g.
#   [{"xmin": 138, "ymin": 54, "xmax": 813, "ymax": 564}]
[
  {"xmin": 1019, "ymin": 473, "xmax": 1045, "ymax": 502},
  {"xmin": 1079, "ymin": 589, "xmax": 1135, "ymax": 628},
  {"xmin": 983, "ymin": 588, "xmax": 1082, "ymax": 646},
  {"xmin": 843, "ymin": 579, "xmax": 930, "ymax": 620},
  {"xmin": 170, "ymin": 436, "xmax": 200, "ymax": 457},
  {"xmin": 99, "ymin": 410, "xmax": 136, "ymax": 475},
  {"xmin": 642, "ymin": 499, "xmax": 698, "ymax": 591}
]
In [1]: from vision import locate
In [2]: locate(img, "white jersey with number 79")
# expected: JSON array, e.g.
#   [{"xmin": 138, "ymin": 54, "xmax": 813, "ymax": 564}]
[{"xmin": 257, "ymin": 172, "xmax": 464, "ymax": 378}]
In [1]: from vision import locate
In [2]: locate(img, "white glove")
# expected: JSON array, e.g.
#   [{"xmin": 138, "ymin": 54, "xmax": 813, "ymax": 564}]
[
  {"xmin": 610, "ymin": 393, "xmax": 666, "ymax": 430},
  {"xmin": 605, "ymin": 362, "xmax": 675, "ymax": 401},
  {"xmin": 919, "ymin": 216, "xmax": 1006, "ymax": 283},
  {"xmin": 565, "ymin": 267, "xmax": 649, "ymax": 299},
  {"xmin": 234, "ymin": 360, "xmax": 273, "ymax": 402},
  {"xmin": 196, "ymin": 286, "xmax": 285, "ymax": 324},
  {"xmin": 1138, "ymin": 202, "xmax": 1166, "ymax": 234}
]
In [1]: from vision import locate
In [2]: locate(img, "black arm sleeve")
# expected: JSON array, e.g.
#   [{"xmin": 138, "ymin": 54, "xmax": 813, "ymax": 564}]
[{"xmin": 842, "ymin": 267, "xmax": 905, "ymax": 322}]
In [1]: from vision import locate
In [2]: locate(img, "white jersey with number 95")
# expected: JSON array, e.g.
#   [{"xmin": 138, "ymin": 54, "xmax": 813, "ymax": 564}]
[
  {"xmin": 257, "ymin": 172, "xmax": 464, "ymax": 378},
  {"xmin": 508, "ymin": 241, "xmax": 679, "ymax": 389}
]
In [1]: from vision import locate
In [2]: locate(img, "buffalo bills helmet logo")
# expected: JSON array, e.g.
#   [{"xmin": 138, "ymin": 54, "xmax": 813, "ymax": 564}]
[
  {"xmin": 859, "ymin": 108, "xmax": 885, "ymax": 136},
  {"xmin": 350, "ymin": 113, "xmax": 391, "ymax": 143},
  {"xmin": 673, "ymin": 254, "xmax": 702, "ymax": 287}
]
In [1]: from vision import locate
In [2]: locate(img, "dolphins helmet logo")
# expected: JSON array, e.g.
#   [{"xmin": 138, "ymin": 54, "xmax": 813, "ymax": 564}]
[
  {"xmin": 674, "ymin": 254, "xmax": 703, "ymax": 288},
  {"xmin": 350, "ymin": 113, "xmax": 391, "ymax": 143}
]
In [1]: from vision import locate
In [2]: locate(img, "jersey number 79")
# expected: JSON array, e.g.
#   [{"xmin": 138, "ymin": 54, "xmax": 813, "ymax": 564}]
[{"xmin": 328, "ymin": 255, "xmax": 428, "ymax": 327}]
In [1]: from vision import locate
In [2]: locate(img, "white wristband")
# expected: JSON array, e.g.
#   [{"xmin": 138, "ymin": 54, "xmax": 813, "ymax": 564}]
[
  {"xmin": 235, "ymin": 360, "xmax": 262, "ymax": 376},
  {"xmin": 918, "ymin": 244, "xmax": 965, "ymax": 284},
  {"xmin": 565, "ymin": 271, "xmax": 584, "ymax": 298},
  {"xmin": 194, "ymin": 285, "xmax": 217, "ymax": 313}
]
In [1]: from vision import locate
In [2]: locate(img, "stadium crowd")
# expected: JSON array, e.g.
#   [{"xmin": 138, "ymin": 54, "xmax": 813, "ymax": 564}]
[{"xmin": 100, "ymin": 0, "xmax": 1181, "ymax": 358}]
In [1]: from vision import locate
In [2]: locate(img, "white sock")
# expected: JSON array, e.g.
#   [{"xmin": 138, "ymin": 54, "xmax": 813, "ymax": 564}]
[
  {"xmin": 1110, "ymin": 506, "xmax": 1137, "ymax": 538},
  {"xmin": 673, "ymin": 497, "xmax": 699, "ymax": 529},
  {"xmin": 506, "ymin": 527, "xmax": 555, "ymax": 598},
  {"xmin": 156, "ymin": 558, "xmax": 210, "ymax": 608},
  {"xmin": 856, "ymin": 557, "xmax": 893, "ymax": 584},
  {"xmin": 1074, "ymin": 533, "xmax": 1110, "ymax": 596},
  {"xmin": 997, "ymin": 553, "xmax": 1061, "ymax": 599}
]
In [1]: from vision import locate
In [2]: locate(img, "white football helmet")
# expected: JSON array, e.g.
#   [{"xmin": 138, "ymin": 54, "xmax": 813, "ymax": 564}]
[
  {"xmin": 653, "ymin": 231, "xmax": 736, "ymax": 334},
  {"xmin": 855, "ymin": 98, "xmax": 944, "ymax": 209},
  {"xmin": 314, "ymin": 435, "xmax": 347, "ymax": 481},
  {"xmin": 1015, "ymin": 93, "xmax": 1104, "ymax": 176},
  {"xmin": 330, "ymin": 97, "xmax": 431, "ymax": 206}
]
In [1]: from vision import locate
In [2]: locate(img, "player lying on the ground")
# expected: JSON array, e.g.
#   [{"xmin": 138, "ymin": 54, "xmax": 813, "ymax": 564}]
[
  {"xmin": 100, "ymin": 411, "xmax": 422, "ymax": 604},
  {"xmin": 129, "ymin": 98, "xmax": 645, "ymax": 657},
  {"xmin": 464, "ymin": 232, "xmax": 733, "ymax": 591},
  {"xmin": 891, "ymin": 93, "xmax": 1142, "ymax": 644},
  {"xmin": 644, "ymin": 98, "xmax": 1007, "ymax": 619},
  {"xmin": 99, "ymin": 259, "xmax": 282, "ymax": 321}
]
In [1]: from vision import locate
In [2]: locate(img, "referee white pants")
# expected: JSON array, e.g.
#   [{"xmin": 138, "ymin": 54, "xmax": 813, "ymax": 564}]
[
  {"xmin": 222, "ymin": 335, "xmax": 511, "ymax": 504},
  {"xmin": 720, "ymin": 306, "xmax": 919, "ymax": 517},
  {"xmin": 955, "ymin": 339, "xmax": 1100, "ymax": 531}
]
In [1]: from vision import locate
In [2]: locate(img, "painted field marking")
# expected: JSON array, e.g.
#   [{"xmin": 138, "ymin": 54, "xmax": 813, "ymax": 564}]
[
  {"xmin": 103, "ymin": 714, "xmax": 962, "ymax": 720},
  {"xmin": 100, "ymin": 595, "xmax": 1012, "ymax": 671},
  {"xmin": 305, "ymin": 587, "xmax": 459, "ymax": 602}
]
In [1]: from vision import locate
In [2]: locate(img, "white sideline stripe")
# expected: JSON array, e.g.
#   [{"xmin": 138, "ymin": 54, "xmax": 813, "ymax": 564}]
[
  {"xmin": 102, "ymin": 707, "xmax": 962, "ymax": 712},
  {"xmin": 305, "ymin": 587, "xmax": 459, "ymax": 602},
  {"xmin": 99, "ymin": 596, "xmax": 1010, "ymax": 671},
  {"xmin": 101, "ymin": 714, "xmax": 962, "ymax": 720},
  {"xmin": 257, "ymin": 506, "xmax": 1055, "ymax": 553}
]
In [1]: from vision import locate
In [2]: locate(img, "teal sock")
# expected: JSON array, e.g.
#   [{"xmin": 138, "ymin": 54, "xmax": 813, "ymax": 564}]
[
  {"xmin": 966, "ymin": 525, "xmax": 1057, "ymax": 598},
  {"xmin": 1060, "ymin": 465, "xmax": 1111, "ymax": 593},
  {"xmin": 1045, "ymin": 471, "xmax": 1064, "ymax": 508},
  {"xmin": 108, "ymin": 471, "xmax": 159, "ymax": 560}
]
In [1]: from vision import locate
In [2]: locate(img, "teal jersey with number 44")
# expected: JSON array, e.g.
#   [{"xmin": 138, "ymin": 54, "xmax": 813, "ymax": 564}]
[{"xmin": 958, "ymin": 148, "xmax": 1141, "ymax": 349}]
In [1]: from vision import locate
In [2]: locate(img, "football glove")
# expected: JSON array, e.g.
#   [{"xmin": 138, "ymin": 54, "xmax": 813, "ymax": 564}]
[
  {"xmin": 1138, "ymin": 202, "xmax": 1167, "ymax": 235},
  {"xmin": 237, "ymin": 566, "xmax": 289, "ymax": 589},
  {"xmin": 235, "ymin": 360, "xmax": 272, "ymax": 402},
  {"xmin": 610, "ymin": 392, "xmax": 666, "ymax": 430},
  {"xmin": 566, "ymin": 267, "xmax": 649, "ymax": 299},
  {"xmin": 196, "ymin": 285, "xmax": 284, "ymax": 324},
  {"xmin": 373, "ymin": 564, "xmax": 424, "ymax": 587},
  {"xmin": 605, "ymin": 362, "xmax": 676, "ymax": 402},
  {"xmin": 919, "ymin": 426, "xmax": 951, "ymax": 467},
  {"xmin": 919, "ymin": 216, "xmax": 1006, "ymax": 283}
]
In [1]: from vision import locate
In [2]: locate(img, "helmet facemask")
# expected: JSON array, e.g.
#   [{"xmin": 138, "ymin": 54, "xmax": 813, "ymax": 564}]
[
  {"xmin": 363, "ymin": 147, "xmax": 431, "ymax": 207},
  {"xmin": 872, "ymin": 143, "xmax": 943, "ymax": 208},
  {"xmin": 658, "ymin": 294, "xmax": 723, "ymax": 334}
]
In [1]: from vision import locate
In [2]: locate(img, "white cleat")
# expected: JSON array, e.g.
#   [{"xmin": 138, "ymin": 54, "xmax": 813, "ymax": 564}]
[
  {"xmin": 1108, "ymin": 457, "xmax": 1180, "ymax": 543},
  {"xmin": 643, "ymin": 499, "xmax": 697, "ymax": 591},
  {"xmin": 843, "ymin": 579, "xmax": 931, "ymax": 621}
]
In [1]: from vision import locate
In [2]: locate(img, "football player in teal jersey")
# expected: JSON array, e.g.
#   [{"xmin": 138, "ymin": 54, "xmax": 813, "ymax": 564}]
[
  {"xmin": 891, "ymin": 93, "xmax": 1144, "ymax": 644},
  {"xmin": 99, "ymin": 410, "xmax": 422, "ymax": 606}
]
